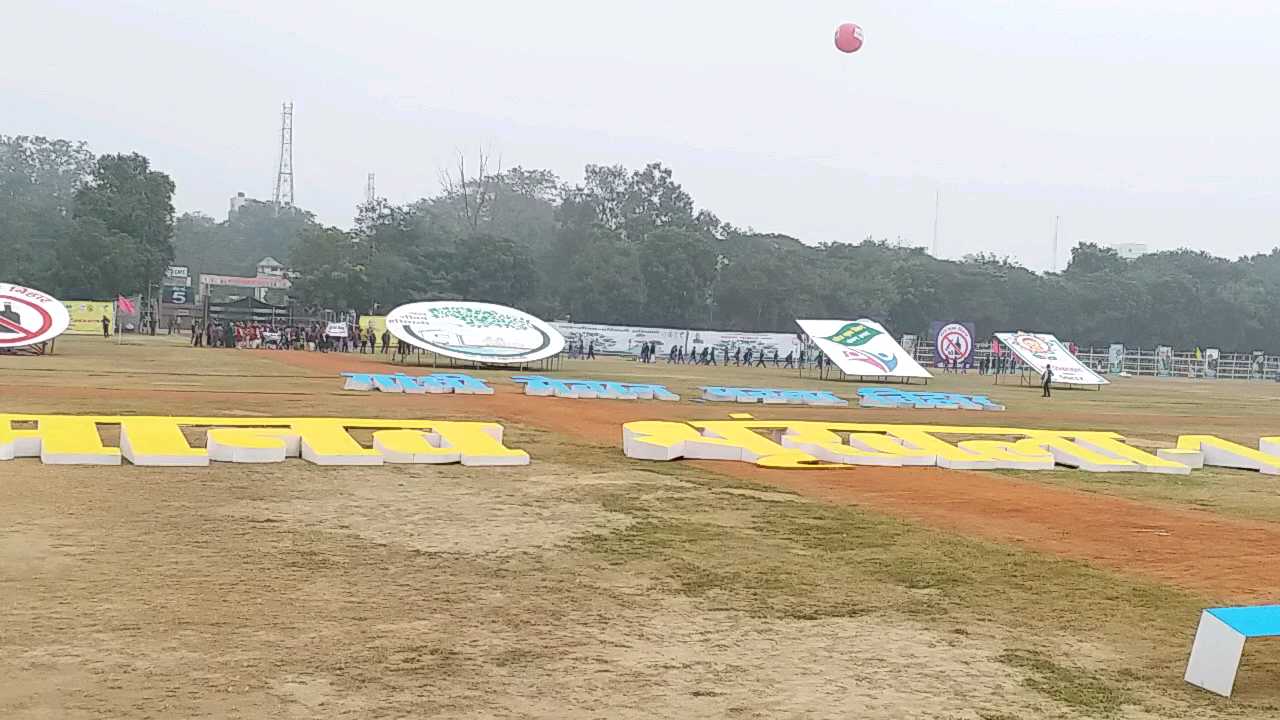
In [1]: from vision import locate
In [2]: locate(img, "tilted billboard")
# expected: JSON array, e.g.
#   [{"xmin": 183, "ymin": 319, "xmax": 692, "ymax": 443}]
[
  {"xmin": 0, "ymin": 283, "xmax": 70, "ymax": 349},
  {"xmin": 387, "ymin": 301, "xmax": 565, "ymax": 364},
  {"xmin": 994, "ymin": 331, "xmax": 1108, "ymax": 386},
  {"xmin": 796, "ymin": 318, "xmax": 932, "ymax": 380}
]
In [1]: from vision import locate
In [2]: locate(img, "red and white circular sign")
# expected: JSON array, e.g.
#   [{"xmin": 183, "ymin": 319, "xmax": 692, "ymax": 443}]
[
  {"xmin": 935, "ymin": 322, "xmax": 973, "ymax": 362},
  {"xmin": 0, "ymin": 283, "xmax": 70, "ymax": 348}
]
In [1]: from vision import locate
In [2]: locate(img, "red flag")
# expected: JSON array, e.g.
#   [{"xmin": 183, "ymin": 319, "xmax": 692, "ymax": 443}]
[{"xmin": 116, "ymin": 295, "xmax": 137, "ymax": 314}]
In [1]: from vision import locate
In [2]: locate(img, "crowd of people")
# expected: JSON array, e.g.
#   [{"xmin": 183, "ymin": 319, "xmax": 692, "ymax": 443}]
[
  {"xmin": 567, "ymin": 338, "xmax": 833, "ymax": 369},
  {"xmin": 180, "ymin": 322, "xmax": 1029, "ymax": 375},
  {"xmin": 934, "ymin": 355, "xmax": 1026, "ymax": 374},
  {"xmin": 188, "ymin": 320, "xmax": 409, "ymax": 355}
]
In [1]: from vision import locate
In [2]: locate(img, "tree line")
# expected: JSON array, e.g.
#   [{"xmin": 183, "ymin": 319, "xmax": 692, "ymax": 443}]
[
  {"xmin": 2, "ymin": 135, "xmax": 175, "ymax": 299},
  {"xmin": 4, "ymin": 135, "xmax": 1280, "ymax": 350}
]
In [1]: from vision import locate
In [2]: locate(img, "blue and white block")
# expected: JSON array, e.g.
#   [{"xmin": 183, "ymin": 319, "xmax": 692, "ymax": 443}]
[{"xmin": 1185, "ymin": 605, "xmax": 1280, "ymax": 697}]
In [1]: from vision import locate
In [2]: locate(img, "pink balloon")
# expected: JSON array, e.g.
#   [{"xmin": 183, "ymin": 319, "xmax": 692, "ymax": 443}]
[{"xmin": 834, "ymin": 23, "xmax": 864, "ymax": 53}]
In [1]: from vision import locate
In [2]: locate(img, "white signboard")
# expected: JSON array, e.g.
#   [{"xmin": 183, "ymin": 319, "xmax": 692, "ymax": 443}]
[
  {"xmin": 164, "ymin": 265, "xmax": 191, "ymax": 286},
  {"xmin": 692, "ymin": 329, "xmax": 804, "ymax": 357},
  {"xmin": 994, "ymin": 331, "xmax": 1109, "ymax": 386},
  {"xmin": 0, "ymin": 283, "xmax": 71, "ymax": 349},
  {"xmin": 388, "ymin": 301, "xmax": 565, "ymax": 364},
  {"xmin": 325, "ymin": 322, "xmax": 349, "ymax": 338},
  {"xmin": 551, "ymin": 322, "xmax": 687, "ymax": 355},
  {"xmin": 200, "ymin": 273, "xmax": 292, "ymax": 289},
  {"xmin": 550, "ymin": 322, "xmax": 804, "ymax": 357},
  {"xmin": 796, "ymin": 318, "xmax": 932, "ymax": 379}
]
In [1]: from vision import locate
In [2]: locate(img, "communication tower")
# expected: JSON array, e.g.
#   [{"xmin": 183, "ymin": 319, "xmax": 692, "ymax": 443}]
[{"xmin": 273, "ymin": 102, "xmax": 295, "ymax": 213}]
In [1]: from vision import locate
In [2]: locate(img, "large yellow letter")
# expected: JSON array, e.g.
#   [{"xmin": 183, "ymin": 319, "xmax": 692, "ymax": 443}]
[
  {"xmin": 780, "ymin": 423, "xmax": 909, "ymax": 466},
  {"xmin": 1068, "ymin": 432, "xmax": 1190, "ymax": 474},
  {"xmin": 119, "ymin": 418, "xmax": 209, "ymax": 466},
  {"xmin": 0, "ymin": 415, "xmax": 121, "ymax": 465},
  {"xmin": 287, "ymin": 419, "xmax": 384, "ymax": 466},
  {"xmin": 206, "ymin": 426, "xmax": 301, "ymax": 463},
  {"xmin": 1177, "ymin": 435, "xmax": 1280, "ymax": 475},
  {"xmin": 375, "ymin": 422, "xmax": 529, "ymax": 465},
  {"xmin": 623, "ymin": 420, "xmax": 820, "ymax": 468}
]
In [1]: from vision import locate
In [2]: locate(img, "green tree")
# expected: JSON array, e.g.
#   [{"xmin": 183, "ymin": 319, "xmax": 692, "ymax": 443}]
[
  {"xmin": 0, "ymin": 135, "xmax": 96, "ymax": 292},
  {"xmin": 287, "ymin": 225, "xmax": 366, "ymax": 310},
  {"xmin": 74, "ymin": 153, "xmax": 176, "ymax": 286}
]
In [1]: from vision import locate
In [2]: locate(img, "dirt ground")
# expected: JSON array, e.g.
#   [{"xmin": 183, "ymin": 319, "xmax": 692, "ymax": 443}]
[
  {"xmin": 273, "ymin": 349, "xmax": 1280, "ymax": 601},
  {"xmin": 3, "ymin": 336, "xmax": 1280, "ymax": 718}
]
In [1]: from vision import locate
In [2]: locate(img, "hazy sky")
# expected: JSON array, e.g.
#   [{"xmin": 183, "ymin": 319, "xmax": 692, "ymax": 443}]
[{"xmin": 5, "ymin": 0, "xmax": 1279, "ymax": 269}]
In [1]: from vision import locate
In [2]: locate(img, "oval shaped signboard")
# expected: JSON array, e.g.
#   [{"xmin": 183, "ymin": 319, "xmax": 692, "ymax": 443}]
[
  {"xmin": 0, "ymin": 283, "xmax": 71, "ymax": 349},
  {"xmin": 386, "ymin": 301, "xmax": 565, "ymax": 363}
]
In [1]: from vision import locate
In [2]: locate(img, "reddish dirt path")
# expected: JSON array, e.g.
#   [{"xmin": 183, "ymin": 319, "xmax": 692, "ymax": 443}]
[{"xmin": 239, "ymin": 352, "xmax": 1280, "ymax": 599}]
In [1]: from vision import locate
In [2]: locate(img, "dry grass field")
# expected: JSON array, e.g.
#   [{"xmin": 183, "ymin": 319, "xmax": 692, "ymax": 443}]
[{"xmin": 3, "ymin": 334, "xmax": 1280, "ymax": 718}]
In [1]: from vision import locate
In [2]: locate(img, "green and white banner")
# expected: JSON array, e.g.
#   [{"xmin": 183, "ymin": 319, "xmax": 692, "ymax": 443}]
[
  {"xmin": 387, "ymin": 301, "xmax": 565, "ymax": 364},
  {"xmin": 796, "ymin": 318, "xmax": 932, "ymax": 379}
]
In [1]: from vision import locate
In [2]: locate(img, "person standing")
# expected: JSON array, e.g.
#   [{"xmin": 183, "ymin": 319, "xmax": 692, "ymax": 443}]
[
  {"xmin": 1042, "ymin": 366, "xmax": 1054, "ymax": 398},
  {"xmin": 733, "ymin": 347, "xmax": 741, "ymax": 366},
  {"xmin": 587, "ymin": 342, "xmax": 596, "ymax": 360},
  {"xmin": 101, "ymin": 315, "xmax": 110, "ymax": 338}
]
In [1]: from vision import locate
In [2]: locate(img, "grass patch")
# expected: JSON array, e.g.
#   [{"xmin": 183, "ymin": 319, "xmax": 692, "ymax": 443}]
[
  {"xmin": 997, "ymin": 466, "xmax": 1280, "ymax": 524},
  {"xmin": 574, "ymin": 470, "xmax": 1204, "ymax": 635},
  {"xmin": 998, "ymin": 649, "xmax": 1132, "ymax": 716}
]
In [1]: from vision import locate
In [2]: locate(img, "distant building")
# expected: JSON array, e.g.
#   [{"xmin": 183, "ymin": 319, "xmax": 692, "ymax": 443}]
[
  {"xmin": 256, "ymin": 257, "xmax": 285, "ymax": 278},
  {"xmin": 1108, "ymin": 242, "xmax": 1148, "ymax": 260},
  {"xmin": 229, "ymin": 192, "xmax": 248, "ymax": 219}
]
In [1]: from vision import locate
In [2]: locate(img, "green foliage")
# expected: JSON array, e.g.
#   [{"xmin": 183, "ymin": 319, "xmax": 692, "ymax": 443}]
[
  {"xmin": 6, "ymin": 133, "xmax": 1280, "ymax": 350},
  {"xmin": 0, "ymin": 136, "xmax": 175, "ymax": 298},
  {"xmin": 281, "ymin": 160, "xmax": 1280, "ymax": 350},
  {"xmin": 173, "ymin": 200, "xmax": 319, "ymax": 282}
]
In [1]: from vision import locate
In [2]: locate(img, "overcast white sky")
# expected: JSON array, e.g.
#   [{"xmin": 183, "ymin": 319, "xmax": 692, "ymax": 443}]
[{"xmin": 5, "ymin": 0, "xmax": 1279, "ymax": 269}]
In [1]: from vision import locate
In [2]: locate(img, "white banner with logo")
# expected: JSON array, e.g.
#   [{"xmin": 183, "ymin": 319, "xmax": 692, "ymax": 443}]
[
  {"xmin": 1204, "ymin": 348, "xmax": 1220, "ymax": 379},
  {"xmin": 796, "ymin": 318, "xmax": 932, "ymax": 379},
  {"xmin": 325, "ymin": 322, "xmax": 349, "ymax": 338},
  {"xmin": 388, "ymin": 301, "xmax": 564, "ymax": 363},
  {"xmin": 550, "ymin": 322, "xmax": 804, "ymax": 357},
  {"xmin": 994, "ymin": 332, "xmax": 1109, "ymax": 385},
  {"xmin": 1156, "ymin": 346, "xmax": 1174, "ymax": 377},
  {"xmin": 1107, "ymin": 343, "xmax": 1126, "ymax": 374}
]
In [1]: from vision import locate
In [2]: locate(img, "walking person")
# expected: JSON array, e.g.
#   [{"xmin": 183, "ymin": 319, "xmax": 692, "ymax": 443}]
[
  {"xmin": 1042, "ymin": 366, "xmax": 1054, "ymax": 398},
  {"xmin": 784, "ymin": 351, "xmax": 795, "ymax": 368},
  {"xmin": 755, "ymin": 349, "xmax": 767, "ymax": 368},
  {"xmin": 587, "ymin": 342, "xmax": 596, "ymax": 360}
]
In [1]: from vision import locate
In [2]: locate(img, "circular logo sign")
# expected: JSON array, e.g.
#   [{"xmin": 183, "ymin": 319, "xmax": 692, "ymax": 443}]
[
  {"xmin": 0, "ymin": 283, "xmax": 70, "ymax": 349},
  {"xmin": 1014, "ymin": 334, "xmax": 1051, "ymax": 355},
  {"xmin": 386, "ymin": 301, "xmax": 565, "ymax": 363},
  {"xmin": 935, "ymin": 322, "xmax": 973, "ymax": 363}
]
